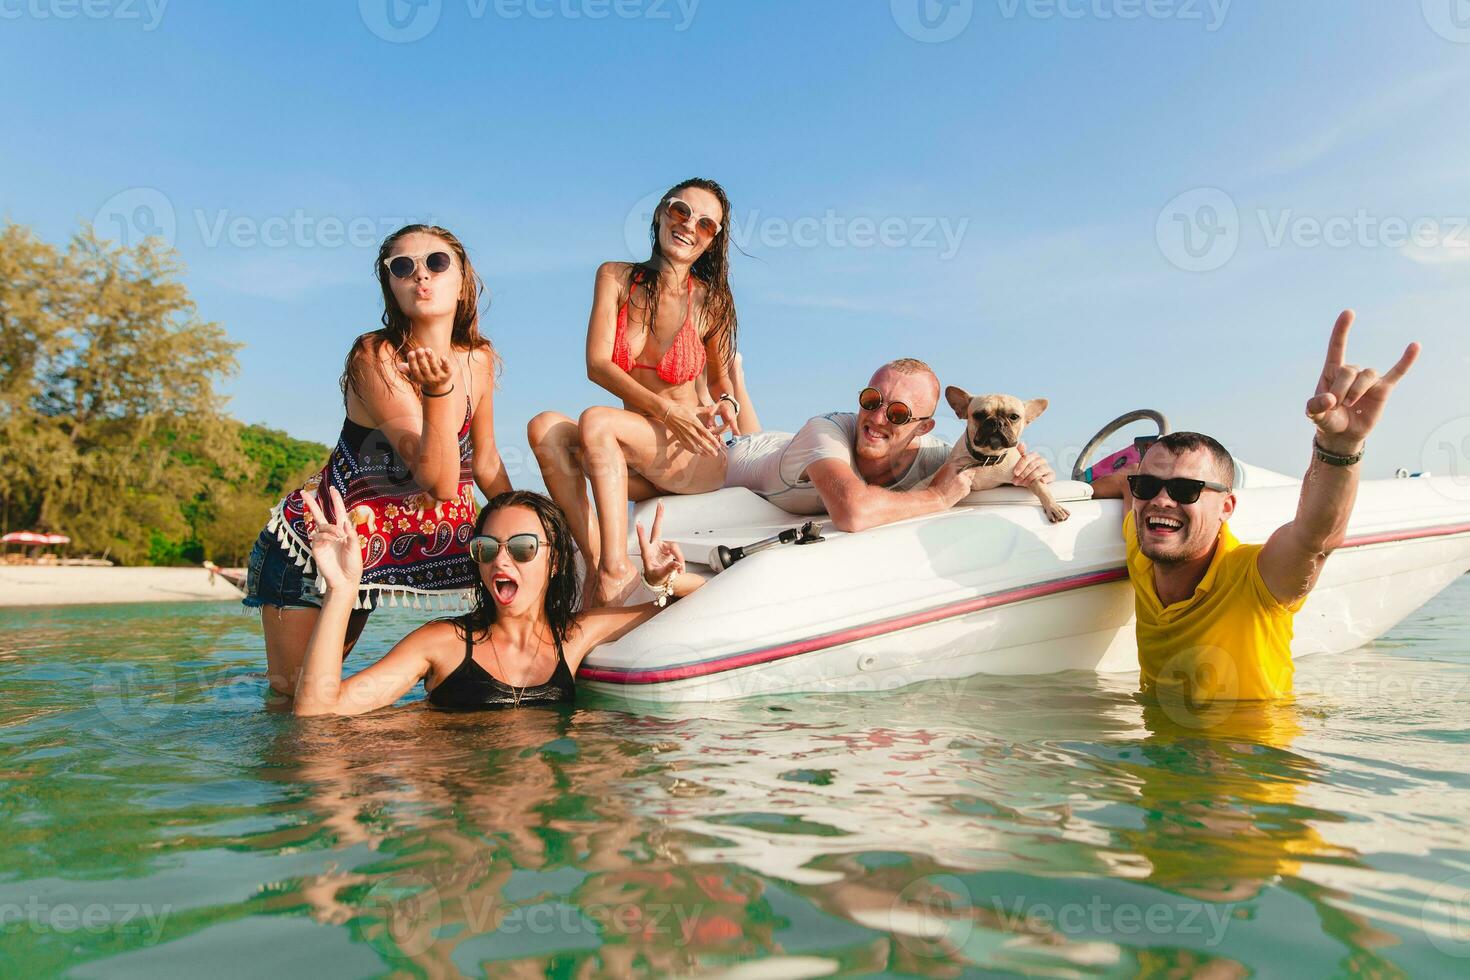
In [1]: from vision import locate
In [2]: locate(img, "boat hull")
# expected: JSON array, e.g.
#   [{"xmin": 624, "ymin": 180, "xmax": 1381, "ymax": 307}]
[{"xmin": 581, "ymin": 478, "xmax": 1470, "ymax": 703}]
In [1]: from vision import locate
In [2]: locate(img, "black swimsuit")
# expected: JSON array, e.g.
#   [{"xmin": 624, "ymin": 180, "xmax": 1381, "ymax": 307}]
[{"xmin": 425, "ymin": 626, "xmax": 576, "ymax": 711}]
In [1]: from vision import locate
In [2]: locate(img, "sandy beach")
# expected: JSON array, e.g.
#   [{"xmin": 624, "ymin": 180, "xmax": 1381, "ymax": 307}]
[{"xmin": 0, "ymin": 565, "xmax": 247, "ymax": 607}]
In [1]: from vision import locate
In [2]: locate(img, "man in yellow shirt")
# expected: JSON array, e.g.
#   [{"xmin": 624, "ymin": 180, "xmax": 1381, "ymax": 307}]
[{"xmin": 1093, "ymin": 311, "xmax": 1420, "ymax": 703}]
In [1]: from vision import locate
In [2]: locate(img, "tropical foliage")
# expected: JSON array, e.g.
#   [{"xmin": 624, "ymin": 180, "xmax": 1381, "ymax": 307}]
[{"xmin": 0, "ymin": 222, "xmax": 327, "ymax": 565}]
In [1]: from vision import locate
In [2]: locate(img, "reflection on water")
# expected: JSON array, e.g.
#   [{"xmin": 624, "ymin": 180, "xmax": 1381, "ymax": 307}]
[{"xmin": 1, "ymin": 583, "xmax": 1469, "ymax": 976}]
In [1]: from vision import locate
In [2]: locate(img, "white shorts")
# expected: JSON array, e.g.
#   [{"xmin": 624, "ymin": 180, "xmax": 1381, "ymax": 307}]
[{"xmin": 722, "ymin": 431, "xmax": 796, "ymax": 495}]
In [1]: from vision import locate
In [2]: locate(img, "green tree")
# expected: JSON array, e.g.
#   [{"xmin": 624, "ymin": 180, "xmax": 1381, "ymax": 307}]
[{"xmin": 1, "ymin": 221, "xmax": 332, "ymax": 565}]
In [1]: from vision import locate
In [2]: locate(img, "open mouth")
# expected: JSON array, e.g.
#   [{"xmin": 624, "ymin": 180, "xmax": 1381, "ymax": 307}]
[
  {"xmin": 860, "ymin": 423, "xmax": 887, "ymax": 443},
  {"xmin": 1144, "ymin": 515, "xmax": 1184, "ymax": 535},
  {"xmin": 491, "ymin": 575, "xmax": 519, "ymax": 605},
  {"xmin": 672, "ymin": 230, "xmax": 696, "ymax": 247}
]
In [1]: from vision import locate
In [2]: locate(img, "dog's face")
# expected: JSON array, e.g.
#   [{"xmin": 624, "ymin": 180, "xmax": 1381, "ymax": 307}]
[{"xmin": 945, "ymin": 387, "xmax": 1048, "ymax": 453}]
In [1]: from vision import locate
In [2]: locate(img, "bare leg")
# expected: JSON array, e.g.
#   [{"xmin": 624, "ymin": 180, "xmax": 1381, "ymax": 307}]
[
  {"xmin": 529, "ymin": 412, "xmax": 600, "ymax": 579},
  {"xmin": 728, "ymin": 352, "xmax": 762, "ymax": 435},
  {"xmin": 262, "ymin": 605, "xmax": 371, "ymax": 696},
  {"xmin": 578, "ymin": 406, "xmax": 727, "ymax": 604}
]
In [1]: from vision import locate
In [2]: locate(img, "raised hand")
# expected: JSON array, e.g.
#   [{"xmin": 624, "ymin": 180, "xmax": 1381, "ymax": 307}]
[
  {"xmin": 397, "ymin": 347, "xmax": 455, "ymax": 396},
  {"xmin": 635, "ymin": 501, "xmax": 685, "ymax": 587},
  {"xmin": 1305, "ymin": 310, "xmax": 1420, "ymax": 453},
  {"xmin": 302, "ymin": 486, "xmax": 362, "ymax": 595}
]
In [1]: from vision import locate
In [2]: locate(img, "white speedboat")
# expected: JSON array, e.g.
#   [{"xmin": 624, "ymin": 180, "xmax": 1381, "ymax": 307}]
[{"xmin": 581, "ymin": 419, "xmax": 1470, "ymax": 703}]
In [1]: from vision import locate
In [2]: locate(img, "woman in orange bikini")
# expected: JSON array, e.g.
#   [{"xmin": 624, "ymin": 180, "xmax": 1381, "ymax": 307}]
[{"xmin": 529, "ymin": 178, "xmax": 757, "ymax": 604}]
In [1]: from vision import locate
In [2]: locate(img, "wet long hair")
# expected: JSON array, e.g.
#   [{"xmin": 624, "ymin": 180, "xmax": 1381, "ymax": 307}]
[
  {"xmin": 340, "ymin": 224, "xmax": 497, "ymax": 401},
  {"xmin": 453, "ymin": 491, "xmax": 580, "ymax": 649},
  {"xmin": 629, "ymin": 178, "xmax": 739, "ymax": 367}
]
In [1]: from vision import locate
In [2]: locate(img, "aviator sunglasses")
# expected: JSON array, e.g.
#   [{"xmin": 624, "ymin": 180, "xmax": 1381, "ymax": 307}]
[
  {"xmin": 383, "ymin": 250, "xmax": 454, "ymax": 280},
  {"xmin": 858, "ymin": 386, "xmax": 932, "ymax": 426},
  {"xmin": 468, "ymin": 534, "xmax": 547, "ymax": 564},
  {"xmin": 1127, "ymin": 474, "xmax": 1231, "ymax": 505},
  {"xmin": 665, "ymin": 198, "xmax": 722, "ymax": 241}
]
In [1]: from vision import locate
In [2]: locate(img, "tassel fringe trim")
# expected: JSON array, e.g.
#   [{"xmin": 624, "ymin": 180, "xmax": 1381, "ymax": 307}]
[{"xmin": 266, "ymin": 504, "xmax": 476, "ymax": 613}]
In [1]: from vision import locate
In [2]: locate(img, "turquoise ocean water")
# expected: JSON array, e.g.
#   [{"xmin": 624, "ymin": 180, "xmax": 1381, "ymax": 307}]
[{"xmin": 3, "ymin": 579, "xmax": 1469, "ymax": 976}]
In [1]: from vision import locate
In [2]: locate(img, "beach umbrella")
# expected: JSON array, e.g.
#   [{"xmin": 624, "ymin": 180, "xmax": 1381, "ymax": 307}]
[
  {"xmin": 41, "ymin": 533, "xmax": 71, "ymax": 545},
  {"xmin": 2, "ymin": 531, "xmax": 51, "ymax": 545}
]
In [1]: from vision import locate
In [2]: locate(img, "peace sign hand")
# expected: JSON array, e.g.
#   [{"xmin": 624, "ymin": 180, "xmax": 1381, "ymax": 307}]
[
  {"xmin": 1305, "ymin": 310, "xmax": 1420, "ymax": 453},
  {"xmin": 302, "ymin": 486, "xmax": 363, "ymax": 596},
  {"xmin": 635, "ymin": 501, "xmax": 685, "ymax": 588}
]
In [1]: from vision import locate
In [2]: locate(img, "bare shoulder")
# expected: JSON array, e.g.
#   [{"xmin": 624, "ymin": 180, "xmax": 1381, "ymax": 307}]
[
  {"xmin": 403, "ymin": 617, "xmax": 468, "ymax": 665},
  {"xmin": 464, "ymin": 344, "xmax": 498, "ymax": 392},
  {"xmin": 596, "ymin": 260, "xmax": 633, "ymax": 284}
]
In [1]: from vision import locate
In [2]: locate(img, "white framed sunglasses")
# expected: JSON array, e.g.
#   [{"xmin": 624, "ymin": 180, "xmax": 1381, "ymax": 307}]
[
  {"xmin": 664, "ymin": 198, "xmax": 722, "ymax": 241},
  {"xmin": 382, "ymin": 250, "xmax": 455, "ymax": 280}
]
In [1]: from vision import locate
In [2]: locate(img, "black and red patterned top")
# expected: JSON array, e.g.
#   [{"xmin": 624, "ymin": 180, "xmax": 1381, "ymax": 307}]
[{"xmin": 265, "ymin": 397, "xmax": 479, "ymax": 611}]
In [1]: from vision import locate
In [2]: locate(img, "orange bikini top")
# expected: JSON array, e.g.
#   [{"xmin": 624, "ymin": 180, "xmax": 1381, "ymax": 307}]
[{"xmin": 611, "ymin": 273, "xmax": 706, "ymax": 385}]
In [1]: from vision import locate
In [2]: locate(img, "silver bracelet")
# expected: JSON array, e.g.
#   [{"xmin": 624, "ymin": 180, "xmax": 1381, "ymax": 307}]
[{"xmin": 718, "ymin": 393, "xmax": 741, "ymax": 417}]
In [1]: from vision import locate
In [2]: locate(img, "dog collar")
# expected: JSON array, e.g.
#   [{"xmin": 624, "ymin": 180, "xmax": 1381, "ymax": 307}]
[{"xmin": 965, "ymin": 437, "xmax": 1009, "ymax": 467}]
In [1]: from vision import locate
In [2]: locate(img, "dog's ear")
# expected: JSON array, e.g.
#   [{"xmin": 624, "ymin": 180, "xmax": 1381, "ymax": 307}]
[
  {"xmin": 945, "ymin": 386, "xmax": 972, "ymax": 419},
  {"xmin": 1023, "ymin": 398, "xmax": 1049, "ymax": 422}
]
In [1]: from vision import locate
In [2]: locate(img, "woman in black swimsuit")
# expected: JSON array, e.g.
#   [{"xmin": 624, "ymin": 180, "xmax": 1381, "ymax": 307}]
[{"xmin": 291, "ymin": 489, "xmax": 699, "ymax": 715}]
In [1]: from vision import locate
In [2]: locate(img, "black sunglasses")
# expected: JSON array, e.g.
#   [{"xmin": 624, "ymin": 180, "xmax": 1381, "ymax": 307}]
[
  {"xmin": 858, "ymin": 386, "xmax": 932, "ymax": 426},
  {"xmin": 468, "ymin": 534, "xmax": 546, "ymax": 564},
  {"xmin": 383, "ymin": 250, "xmax": 454, "ymax": 280},
  {"xmin": 1128, "ymin": 474, "xmax": 1231, "ymax": 505}
]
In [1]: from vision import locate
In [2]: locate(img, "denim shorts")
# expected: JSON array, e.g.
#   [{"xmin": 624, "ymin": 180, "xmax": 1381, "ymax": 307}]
[{"xmin": 242, "ymin": 528, "xmax": 323, "ymax": 610}]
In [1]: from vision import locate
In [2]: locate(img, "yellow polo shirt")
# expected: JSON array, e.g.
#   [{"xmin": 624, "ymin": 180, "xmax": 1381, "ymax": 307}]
[{"xmin": 1124, "ymin": 513, "xmax": 1303, "ymax": 701}]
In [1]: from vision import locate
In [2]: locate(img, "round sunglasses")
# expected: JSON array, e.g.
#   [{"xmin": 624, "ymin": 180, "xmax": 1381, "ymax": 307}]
[
  {"xmin": 665, "ymin": 198, "xmax": 721, "ymax": 242},
  {"xmin": 1127, "ymin": 474, "xmax": 1231, "ymax": 505},
  {"xmin": 858, "ymin": 386, "xmax": 932, "ymax": 426},
  {"xmin": 468, "ymin": 534, "xmax": 547, "ymax": 564},
  {"xmin": 383, "ymin": 250, "xmax": 454, "ymax": 280}
]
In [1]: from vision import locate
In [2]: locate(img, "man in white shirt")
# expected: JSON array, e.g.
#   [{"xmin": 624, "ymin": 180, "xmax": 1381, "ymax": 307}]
[{"xmin": 723, "ymin": 358, "xmax": 1052, "ymax": 531}]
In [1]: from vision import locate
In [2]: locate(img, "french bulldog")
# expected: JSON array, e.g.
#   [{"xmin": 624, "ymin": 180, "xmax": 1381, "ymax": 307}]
[{"xmin": 924, "ymin": 386, "xmax": 1070, "ymax": 523}]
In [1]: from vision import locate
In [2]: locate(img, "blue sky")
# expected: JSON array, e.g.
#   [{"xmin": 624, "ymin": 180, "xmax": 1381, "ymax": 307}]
[{"xmin": 4, "ymin": 0, "xmax": 1469, "ymax": 488}]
